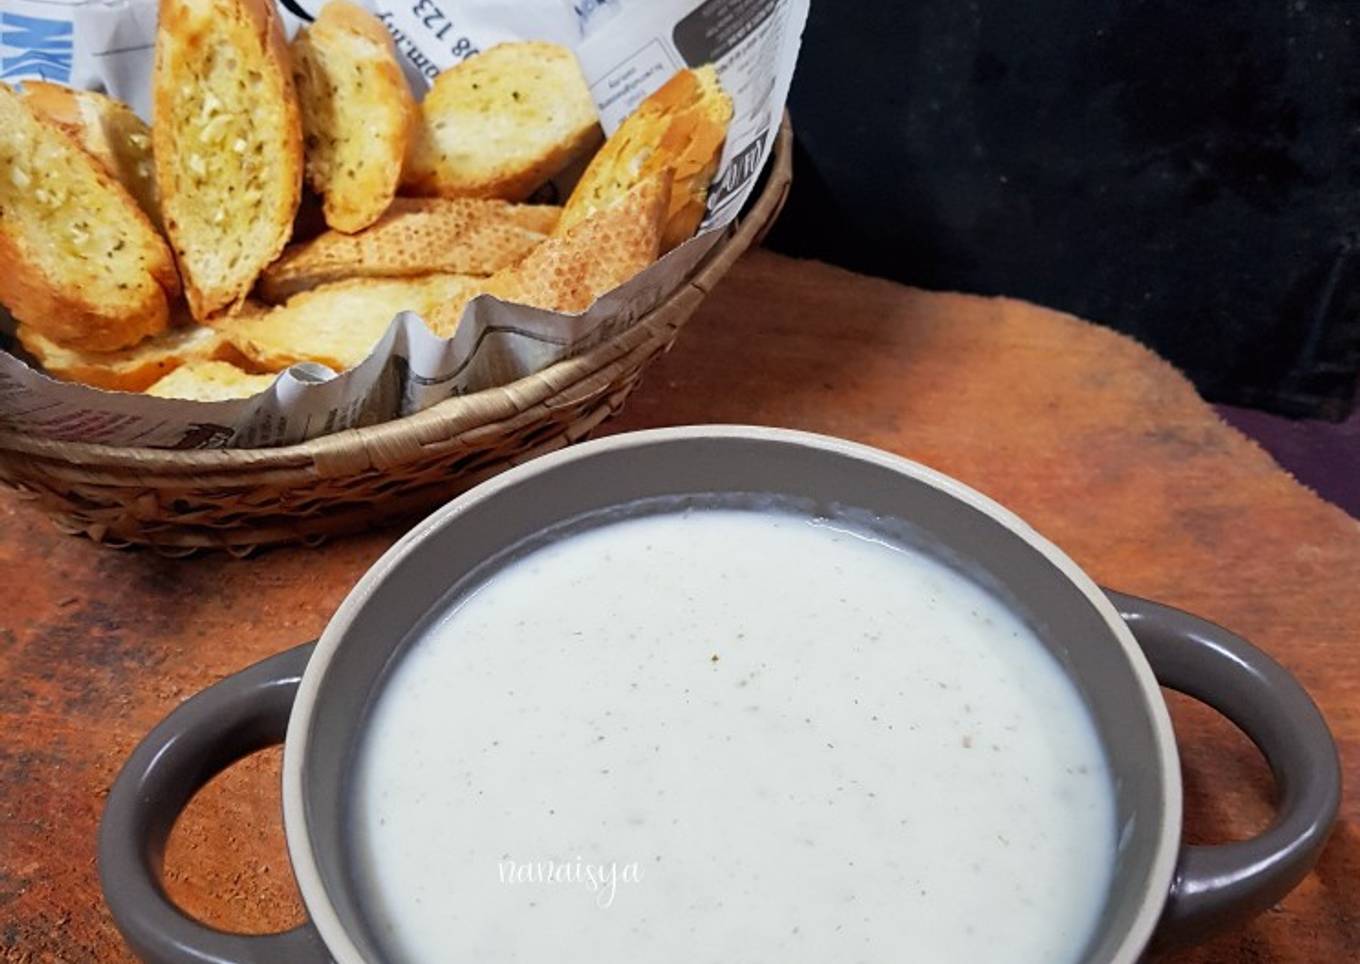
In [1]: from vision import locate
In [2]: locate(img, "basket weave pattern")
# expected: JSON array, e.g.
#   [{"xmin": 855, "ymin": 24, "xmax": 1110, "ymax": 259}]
[{"xmin": 0, "ymin": 120, "xmax": 793, "ymax": 554}]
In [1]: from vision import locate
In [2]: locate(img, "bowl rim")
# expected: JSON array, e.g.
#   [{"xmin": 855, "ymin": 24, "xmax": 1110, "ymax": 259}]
[{"xmin": 282, "ymin": 424, "xmax": 1182, "ymax": 962}]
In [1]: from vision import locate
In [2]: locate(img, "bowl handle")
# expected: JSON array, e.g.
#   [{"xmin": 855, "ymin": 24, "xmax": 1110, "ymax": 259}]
[
  {"xmin": 1104, "ymin": 590, "xmax": 1341, "ymax": 949},
  {"xmin": 98, "ymin": 642, "xmax": 329, "ymax": 963}
]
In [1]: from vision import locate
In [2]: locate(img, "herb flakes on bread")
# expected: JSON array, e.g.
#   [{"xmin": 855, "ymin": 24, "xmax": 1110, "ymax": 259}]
[
  {"xmin": 0, "ymin": 81, "xmax": 178, "ymax": 352},
  {"xmin": 403, "ymin": 41, "xmax": 602, "ymax": 201},
  {"xmin": 154, "ymin": 0, "xmax": 303, "ymax": 321},
  {"xmin": 21, "ymin": 81, "xmax": 164, "ymax": 232},
  {"xmin": 291, "ymin": 0, "xmax": 416, "ymax": 233}
]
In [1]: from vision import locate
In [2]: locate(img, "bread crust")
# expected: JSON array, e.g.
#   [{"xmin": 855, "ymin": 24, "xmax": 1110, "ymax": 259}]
[
  {"xmin": 18, "ymin": 321, "xmax": 239, "ymax": 391},
  {"xmin": 154, "ymin": 0, "xmax": 303, "ymax": 321},
  {"xmin": 0, "ymin": 83, "xmax": 176, "ymax": 351},
  {"xmin": 292, "ymin": 0, "xmax": 416, "ymax": 233},
  {"xmin": 316, "ymin": 0, "xmax": 392, "ymax": 46},
  {"xmin": 22, "ymin": 80, "xmax": 164, "ymax": 232},
  {"xmin": 425, "ymin": 170, "xmax": 671, "ymax": 336},
  {"xmin": 219, "ymin": 274, "xmax": 480, "ymax": 371},
  {"xmin": 17, "ymin": 80, "xmax": 83, "ymax": 128},
  {"xmin": 257, "ymin": 197, "xmax": 557, "ymax": 302},
  {"xmin": 0, "ymin": 233, "xmax": 170, "ymax": 351},
  {"xmin": 559, "ymin": 65, "xmax": 732, "ymax": 252},
  {"xmin": 146, "ymin": 359, "xmax": 277, "ymax": 399}
]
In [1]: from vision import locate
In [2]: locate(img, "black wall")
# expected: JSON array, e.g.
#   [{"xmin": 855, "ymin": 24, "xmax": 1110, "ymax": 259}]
[{"xmin": 766, "ymin": 1, "xmax": 1360, "ymax": 418}]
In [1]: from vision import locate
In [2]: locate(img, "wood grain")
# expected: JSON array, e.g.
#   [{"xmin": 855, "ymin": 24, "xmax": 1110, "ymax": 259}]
[{"xmin": 1, "ymin": 250, "xmax": 1355, "ymax": 961}]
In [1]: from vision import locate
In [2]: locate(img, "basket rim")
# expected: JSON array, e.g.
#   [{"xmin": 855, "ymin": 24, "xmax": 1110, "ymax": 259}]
[{"xmin": 0, "ymin": 116, "xmax": 793, "ymax": 473}]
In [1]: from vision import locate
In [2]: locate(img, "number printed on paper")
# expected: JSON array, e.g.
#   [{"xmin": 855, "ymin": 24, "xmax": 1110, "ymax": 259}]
[{"xmin": 410, "ymin": 0, "xmax": 479, "ymax": 60}]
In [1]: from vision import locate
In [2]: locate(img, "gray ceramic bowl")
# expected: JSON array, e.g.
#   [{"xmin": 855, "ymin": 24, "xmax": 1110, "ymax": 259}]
[{"xmin": 100, "ymin": 426, "xmax": 1341, "ymax": 963}]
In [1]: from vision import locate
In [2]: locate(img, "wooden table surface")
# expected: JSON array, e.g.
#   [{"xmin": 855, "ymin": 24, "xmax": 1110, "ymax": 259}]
[{"xmin": 2, "ymin": 250, "xmax": 1356, "ymax": 962}]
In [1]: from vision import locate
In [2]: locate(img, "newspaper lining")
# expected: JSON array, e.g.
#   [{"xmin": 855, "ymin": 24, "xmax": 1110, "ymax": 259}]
[{"xmin": 0, "ymin": 0, "xmax": 807, "ymax": 448}]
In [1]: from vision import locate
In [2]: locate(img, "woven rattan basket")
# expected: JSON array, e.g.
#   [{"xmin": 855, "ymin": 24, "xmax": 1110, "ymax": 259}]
[{"xmin": 0, "ymin": 119, "xmax": 792, "ymax": 554}]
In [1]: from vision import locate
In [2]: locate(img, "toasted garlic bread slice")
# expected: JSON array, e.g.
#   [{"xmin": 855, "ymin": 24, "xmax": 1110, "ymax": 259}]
[
  {"xmin": 403, "ymin": 42, "xmax": 602, "ymax": 201},
  {"xmin": 22, "ymin": 81, "xmax": 164, "ymax": 232},
  {"xmin": 426, "ymin": 171, "xmax": 670, "ymax": 336},
  {"xmin": 17, "ymin": 320, "xmax": 245, "ymax": 391},
  {"xmin": 154, "ymin": 0, "xmax": 303, "ymax": 321},
  {"xmin": 484, "ymin": 171, "xmax": 670, "ymax": 313},
  {"xmin": 560, "ymin": 65, "xmax": 732, "ymax": 252},
  {"xmin": 292, "ymin": 0, "xmax": 416, "ymax": 233},
  {"xmin": 147, "ymin": 359, "xmax": 277, "ymax": 400},
  {"xmin": 219, "ymin": 274, "xmax": 480, "ymax": 371},
  {"xmin": 258, "ymin": 197, "xmax": 559, "ymax": 302},
  {"xmin": 0, "ymin": 83, "xmax": 177, "ymax": 352}
]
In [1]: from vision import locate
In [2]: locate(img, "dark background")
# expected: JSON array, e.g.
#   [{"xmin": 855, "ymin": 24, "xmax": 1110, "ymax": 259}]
[{"xmin": 765, "ymin": 1, "xmax": 1360, "ymax": 419}]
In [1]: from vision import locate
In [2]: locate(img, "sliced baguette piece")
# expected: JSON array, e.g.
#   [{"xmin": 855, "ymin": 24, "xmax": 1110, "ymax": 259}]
[
  {"xmin": 154, "ymin": 0, "xmax": 303, "ymax": 321},
  {"xmin": 218, "ymin": 273, "xmax": 480, "ymax": 371},
  {"xmin": 291, "ymin": 0, "xmax": 416, "ymax": 233},
  {"xmin": 425, "ymin": 170, "xmax": 671, "ymax": 337},
  {"xmin": 0, "ymin": 82, "xmax": 178, "ymax": 352},
  {"xmin": 146, "ymin": 359, "xmax": 278, "ymax": 400},
  {"xmin": 403, "ymin": 42, "xmax": 602, "ymax": 201},
  {"xmin": 22, "ymin": 81, "xmax": 164, "ymax": 232},
  {"xmin": 17, "ymin": 320, "xmax": 247, "ymax": 391},
  {"xmin": 559, "ymin": 65, "xmax": 732, "ymax": 252},
  {"xmin": 257, "ymin": 197, "xmax": 560, "ymax": 302}
]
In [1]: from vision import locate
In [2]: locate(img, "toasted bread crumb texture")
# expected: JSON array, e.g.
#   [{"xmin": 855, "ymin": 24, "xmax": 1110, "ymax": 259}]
[
  {"xmin": 258, "ymin": 197, "xmax": 557, "ymax": 301},
  {"xmin": 221, "ymin": 273, "xmax": 480, "ymax": 371},
  {"xmin": 293, "ymin": 1, "xmax": 413, "ymax": 232},
  {"xmin": 18, "ymin": 322, "xmax": 232, "ymax": 391},
  {"xmin": 146, "ymin": 359, "xmax": 277, "ymax": 400},
  {"xmin": 404, "ymin": 42, "xmax": 601, "ymax": 200},
  {"xmin": 489, "ymin": 171, "xmax": 669, "ymax": 313},
  {"xmin": 426, "ymin": 171, "xmax": 670, "ymax": 336},
  {"xmin": 560, "ymin": 65, "xmax": 732, "ymax": 252},
  {"xmin": 0, "ymin": 83, "xmax": 172, "ymax": 350},
  {"xmin": 25, "ymin": 82, "xmax": 164, "ymax": 232},
  {"xmin": 156, "ymin": 0, "xmax": 301, "ymax": 319}
]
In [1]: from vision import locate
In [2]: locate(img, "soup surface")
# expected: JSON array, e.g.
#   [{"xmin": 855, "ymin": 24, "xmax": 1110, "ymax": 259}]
[{"xmin": 353, "ymin": 508, "xmax": 1115, "ymax": 963}]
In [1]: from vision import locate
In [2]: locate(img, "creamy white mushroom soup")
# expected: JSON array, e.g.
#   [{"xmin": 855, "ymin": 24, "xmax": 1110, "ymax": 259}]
[{"xmin": 353, "ymin": 507, "xmax": 1116, "ymax": 963}]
